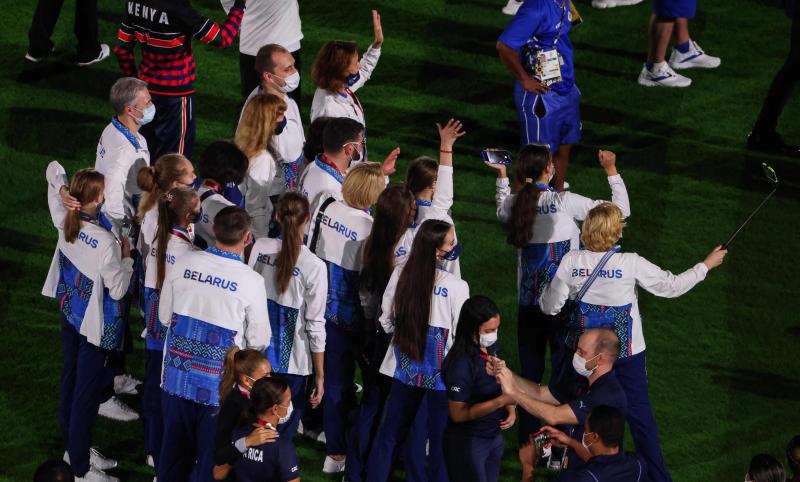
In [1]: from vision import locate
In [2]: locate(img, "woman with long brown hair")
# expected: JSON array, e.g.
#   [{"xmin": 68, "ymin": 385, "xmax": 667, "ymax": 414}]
[{"xmin": 366, "ymin": 219, "xmax": 470, "ymax": 482}]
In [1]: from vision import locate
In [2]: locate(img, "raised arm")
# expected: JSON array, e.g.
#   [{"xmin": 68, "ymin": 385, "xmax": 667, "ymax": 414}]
[
  {"xmin": 634, "ymin": 247, "xmax": 725, "ymax": 298},
  {"xmin": 348, "ymin": 10, "xmax": 384, "ymax": 92},
  {"xmin": 485, "ymin": 161, "xmax": 512, "ymax": 222},
  {"xmin": 562, "ymin": 150, "xmax": 630, "ymax": 220},
  {"xmin": 432, "ymin": 119, "xmax": 466, "ymax": 212}
]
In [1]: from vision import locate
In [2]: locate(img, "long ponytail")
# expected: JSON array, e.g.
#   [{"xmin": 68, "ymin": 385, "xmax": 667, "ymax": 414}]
[
  {"xmin": 507, "ymin": 145, "xmax": 551, "ymax": 248},
  {"xmin": 137, "ymin": 153, "xmax": 193, "ymax": 221},
  {"xmin": 361, "ymin": 184, "xmax": 414, "ymax": 295},
  {"xmin": 274, "ymin": 192, "xmax": 309, "ymax": 294},
  {"xmin": 63, "ymin": 169, "xmax": 105, "ymax": 243},
  {"xmin": 155, "ymin": 186, "xmax": 198, "ymax": 290},
  {"xmin": 219, "ymin": 346, "xmax": 268, "ymax": 404},
  {"xmin": 392, "ymin": 219, "xmax": 452, "ymax": 361}
]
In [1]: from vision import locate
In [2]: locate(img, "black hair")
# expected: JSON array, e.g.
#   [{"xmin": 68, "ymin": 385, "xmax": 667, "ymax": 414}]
[
  {"xmin": 198, "ymin": 140, "xmax": 249, "ymax": 185},
  {"xmin": 244, "ymin": 377, "xmax": 290, "ymax": 425},
  {"xmin": 747, "ymin": 454, "xmax": 785, "ymax": 482},
  {"xmin": 443, "ymin": 295, "xmax": 500, "ymax": 375},
  {"xmin": 34, "ymin": 459, "xmax": 74, "ymax": 482},
  {"xmin": 788, "ymin": 435, "xmax": 800, "ymax": 474},
  {"xmin": 304, "ymin": 116, "xmax": 331, "ymax": 161},
  {"xmin": 586, "ymin": 405, "xmax": 625, "ymax": 448},
  {"xmin": 322, "ymin": 117, "xmax": 363, "ymax": 154},
  {"xmin": 213, "ymin": 206, "xmax": 251, "ymax": 245}
]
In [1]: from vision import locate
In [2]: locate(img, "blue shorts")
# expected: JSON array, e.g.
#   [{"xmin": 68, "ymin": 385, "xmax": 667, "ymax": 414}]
[
  {"xmin": 653, "ymin": 0, "xmax": 697, "ymax": 19},
  {"xmin": 514, "ymin": 83, "xmax": 581, "ymax": 152}
]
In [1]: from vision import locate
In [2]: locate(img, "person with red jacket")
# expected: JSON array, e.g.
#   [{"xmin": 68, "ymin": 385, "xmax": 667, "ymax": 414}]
[{"xmin": 114, "ymin": 0, "xmax": 247, "ymax": 162}]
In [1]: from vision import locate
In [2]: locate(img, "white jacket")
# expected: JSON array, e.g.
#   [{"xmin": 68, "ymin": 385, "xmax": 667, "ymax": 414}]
[
  {"xmin": 221, "ymin": 0, "xmax": 302, "ymax": 55},
  {"xmin": 310, "ymin": 46, "xmax": 381, "ymax": 125},
  {"xmin": 42, "ymin": 161, "xmax": 134, "ymax": 349},
  {"xmin": 249, "ymin": 239, "xmax": 327, "ymax": 376},
  {"xmin": 540, "ymin": 250, "xmax": 708, "ymax": 357},
  {"xmin": 299, "ymin": 158, "xmax": 344, "ymax": 209},
  {"xmin": 195, "ymin": 185, "xmax": 235, "ymax": 249},
  {"xmin": 240, "ymin": 149, "xmax": 285, "ymax": 239}
]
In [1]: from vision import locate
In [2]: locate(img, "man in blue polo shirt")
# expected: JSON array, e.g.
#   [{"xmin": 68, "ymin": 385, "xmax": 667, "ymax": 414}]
[
  {"xmin": 497, "ymin": 0, "xmax": 580, "ymax": 191},
  {"xmin": 491, "ymin": 328, "xmax": 626, "ymax": 472}
]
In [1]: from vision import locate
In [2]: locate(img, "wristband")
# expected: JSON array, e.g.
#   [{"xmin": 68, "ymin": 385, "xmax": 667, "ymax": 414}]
[{"xmin": 439, "ymin": 149, "xmax": 453, "ymax": 154}]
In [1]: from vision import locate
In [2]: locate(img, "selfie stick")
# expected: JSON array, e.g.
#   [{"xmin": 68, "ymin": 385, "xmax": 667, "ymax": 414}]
[{"xmin": 722, "ymin": 163, "xmax": 778, "ymax": 249}]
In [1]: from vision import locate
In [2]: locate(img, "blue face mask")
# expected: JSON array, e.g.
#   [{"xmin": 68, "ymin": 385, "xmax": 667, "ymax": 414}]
[
  {"xmin": 275, "ymin": 117, "xmax": 288, "ymax": 135},
  {"xmin": 135, "ymin": 104, "xmax": 156, "ymax": 126},
  {"xmin": 442, "ymin": 243, "xmax": 461, "ymax": 261},
  {"xmin": 346, "ymin": 72, "xmax": 361, "ymax": 87}
]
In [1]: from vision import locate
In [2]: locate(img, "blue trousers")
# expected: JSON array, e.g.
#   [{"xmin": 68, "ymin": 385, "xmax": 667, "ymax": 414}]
[
  {"xmin": 614, "ymin": 351, "xmax": 672, "ymax": 482},
  {"xmin": 276, "ymin": 373, "xmax": 307, "ymax": 438},
  {"xmin": 140, "ymin": 93, "xmax": 196, "ymax": 163},
  {"xmin": 517, "ymin": 304, "xmax": 567, "ymax": 446},
  {"xmin": 366, "ymin": 379, "xmax": 449, "ymax": 482},
  {"xmin": 443, "ymin": 431, "xmax": 504, "ymax": 482},
  {"xmin": 59, "ymin": 317, "xmax": 112, "ymax": 477},
  {"xmin": 323, "ymin": 323, "xmax": 360, "ymax": 455},
  {"xmin": 157, "ymin": 392, "xmax": 217, "ymax": 482},
  {"xmin": 514, "ymin": 83, "xmax": 581, "ymax": 151},
  {"xmin": 143, "ymin": 348, "xmax": 164, "ymax": 467}
]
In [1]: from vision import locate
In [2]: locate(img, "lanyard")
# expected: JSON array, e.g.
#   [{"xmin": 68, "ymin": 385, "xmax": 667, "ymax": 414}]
[
  {"xmin": 206, "ymin": 246, "xmax": 242, "ymax": 262},
  {"xmin": 111, "ymin": 117, "xmax": 142, "ymax": 151},
  {"xmin": 171, "ymin": 226, "xmax": 191, "ymax": 243},
  {"xmin": 535, "ymin": 183, "xmax": 557, "ymax": 192},
  {"xmin": 551, "ymin": 0, "xmax": 567, "ymax": 47},
  {"xmin": 344, "ymin": 88, "xmax": 364, "ymax": 119},
  {"xmin": 203, "ymin": 179, "xmax": 223, "ymax": 195},
  {"xmin": 315, "ymin": 156, "xmax": 345, "ymax": 184}
]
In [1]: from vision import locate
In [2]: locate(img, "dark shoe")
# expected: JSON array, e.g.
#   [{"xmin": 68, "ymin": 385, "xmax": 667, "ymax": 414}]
[{"xmin": 747, "ymin": 130, "xmax": 800, "ymax": 158}]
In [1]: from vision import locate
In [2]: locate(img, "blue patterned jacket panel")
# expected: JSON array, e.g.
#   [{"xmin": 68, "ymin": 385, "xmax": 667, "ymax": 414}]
[
  {"xmin": 265, "ymin": 300, "xmax": 299, "ymax": 374},
  {"xmin": 567, "ymin": 301, "xmax": 634, "ymax": 357},
  {"xmin": 143, "ymin": 287, "xmax": 167, "ymax": 351},
  {"xmin": 392, "ymin": 325, "xmax": 450, "ymax": 390},
  {"xmin": 519, "ymin": 240, "xmax": 570, "ymax": 307},
  {"xmin": 325, "ymin": 262, "xmax": 364, "ymax": 331}
]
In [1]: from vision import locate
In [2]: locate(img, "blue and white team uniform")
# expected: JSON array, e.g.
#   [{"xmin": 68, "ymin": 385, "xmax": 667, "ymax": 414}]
[
  {"xmin": 248, "ymin": 237, "xmax": 328, "ymax": 436},
  {"xmin": 156, "ymin": 247, "xmax": 270, "ymax": 482},
  {"xmin": 442, "ymin": 349, "xmax": 507, "ymax": 482},
  {"xmin": 42, "ymin": 161, "xmax": 134, "ymax": 479},
  {"xmin": 498, "ymin": 0, "xmax": 581, "ymax": 151},
  {"xmin": 231, "ymin": 425, "xmax": 301, "ymax": 482},
  {"xmin": 307, "ymin": 199, "xmax": 373, "ymax": 458},
  {"xmin": 541, "ymin": 250, "xmax": 709, "ymax": 482},
  {"xmin": 140, "ymin": 220, "xmax": 196, "ymax": 470},
  {"xmin": 366, "ymin": 265, "xmax": 469, "ymax": 482},
  {"xmin": 194, "ymin": 182, "xmax": 235, "ymax": 250},
  {"xmin": 495, "ymin": 174, "xmax": 629, "ymax": 443},
  {"xmin": 299, "ymin": 155, "xmax": 345, "ymax": 210}
]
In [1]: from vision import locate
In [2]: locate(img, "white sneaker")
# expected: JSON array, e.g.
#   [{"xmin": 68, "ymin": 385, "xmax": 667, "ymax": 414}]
[
  {"xmin": 502, "ymin": 0, "xmax": 523, "ymax": 15},
  {"xmin": 75, "ymin": 467, "xmax": 120, "ymax": 482},
  {"xmin": 323, "ymin": 456, "xmax": 346, "ymax": 474},
  {"xmin": 98, "ymin": 396, "xmax": 140, "ymax": 422},
  {"xmin": 591, "ymin": 0, "xmax": 643, "ymax": 7},
  {"xmin": 146, "ymin": 454, "xmax": 155, "ymax": 468},
  {"xmin": 637, "ymin": 62, "xmax": 692, "ymax": 88},
  {"xmin": 114, "ymin": 374, "xmax": 141, "ymax": 395},
  {"xmin": 316, "ymin": 431, "xmax": 327, "ymax": 444},
  {"xmin": 297, "ymin": 420, "xmax": 305, "ymax": 435},
  {"xmin": 63, "ymin": 448, "xmax": 118, "ymax": 471},
  {"xmin": 669, "ymin": 40, "xmax": 721, "ymax": 70},
  {"xmin": 77, "ymin": 44, "xmax": 110, "ymax": 67}
]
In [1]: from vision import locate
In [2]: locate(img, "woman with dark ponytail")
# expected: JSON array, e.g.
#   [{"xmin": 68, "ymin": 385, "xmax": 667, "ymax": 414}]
[
  {"xmin": 248, "ymin": 192, "xmax": 328, "ymax": 439},
  {"xmin": 485, "ymin": 144, "xmax": 630, "ymax": 447},
  {"xmin": 366, "ymin": 219, "xmax": 470, "ymax": 482},
  {"xmin": 213, "ymin": 347, "xmax": 276, "ymax": 479},
  {"xmin": 140, "ymin": 185, "xmax": 199, "ymax": 469}
]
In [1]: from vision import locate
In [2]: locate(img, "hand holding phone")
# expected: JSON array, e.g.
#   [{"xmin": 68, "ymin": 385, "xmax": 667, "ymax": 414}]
[{"xmin": 482, "ymin": 148, "xmax": 512, "ymax": 165}]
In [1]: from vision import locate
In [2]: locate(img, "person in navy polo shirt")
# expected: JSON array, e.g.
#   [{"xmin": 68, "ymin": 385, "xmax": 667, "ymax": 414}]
[
  {"xmin": 225, "ymin": 377, "xmax": 300, "ymax": 482},
  {"xmin": 544, "ymin": 405, "xmax": 647, "ymax": 481},
  {"xmin": 497, "ymin": 0, "xmax": 580, "ymax": 191},
  {"xmin": 490, "ymin": 328, "xmax": 626, "ymax": 473},
  {"xmin": 443, "ymin": 295, "xmax": 516, "ymax": 482}
]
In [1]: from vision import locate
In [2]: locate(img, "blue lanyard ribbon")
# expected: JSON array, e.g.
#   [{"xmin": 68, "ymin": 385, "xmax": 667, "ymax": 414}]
[
  {"xmin": 315, "ymin": 157, "xmax": 345, "ymax": 184},
  {"xmin": 535, "ymin": 183, "xmax": 557, "ymax": 192},
  {"xmin": 111, "ymin": 117, "xmax": 142, "ymax": 151},
  {"xmin": 206, "ymin": 246, "xmax": 242, "ymax": 262}
]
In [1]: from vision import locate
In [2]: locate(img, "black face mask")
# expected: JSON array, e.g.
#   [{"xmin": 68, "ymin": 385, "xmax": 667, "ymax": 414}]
[{"xmin": 275, "ymin": 117, "xmax": 288, "ymax": 135}]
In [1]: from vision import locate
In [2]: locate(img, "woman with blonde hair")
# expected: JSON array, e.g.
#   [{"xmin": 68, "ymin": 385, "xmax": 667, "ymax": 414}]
[
  {"xmin": 235, "ymin": 92, "xmax": 288, "ymax": 239},
  {"xmin": 540, "ymin": 202, "xmax": 727, "ymax": 482},
  {"xmin": 305, "ymin": 162, "xmax": 385, "ymax": 474}
]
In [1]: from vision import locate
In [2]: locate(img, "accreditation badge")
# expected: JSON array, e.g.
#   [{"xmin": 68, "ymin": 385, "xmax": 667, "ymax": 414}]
[{"xmin": 534, "ymin": 49, "xmax": 563, "ymax": 86}]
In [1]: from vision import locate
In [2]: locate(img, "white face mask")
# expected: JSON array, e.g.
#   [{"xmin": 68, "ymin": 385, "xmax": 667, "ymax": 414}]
[
  {"xmin": 134, "ymin": 103, "xmax": 156, "ymax": 125},
  {"xmin": 479, "ymin": 331, "xmax": 498, "ymax": 348},
  {"xmin": 275, "ymin": 71, "xmax": 300, "ymax": 93},
  {"xmin": 581, "ymin": 432, "xmax": 595, "ymax": 449},
  {"xmin": 277, "ymin": 401, "xmax": 293, "ymax": 425},
  {"xmin": 572, "ymin": 353, "xmax": 601, "ymax": 378}
]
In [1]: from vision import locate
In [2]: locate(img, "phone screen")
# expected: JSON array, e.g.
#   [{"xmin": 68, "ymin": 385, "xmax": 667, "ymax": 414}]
[{"xmin": 482, "ymin": 149, "xmax": 512, "ymax": 165}]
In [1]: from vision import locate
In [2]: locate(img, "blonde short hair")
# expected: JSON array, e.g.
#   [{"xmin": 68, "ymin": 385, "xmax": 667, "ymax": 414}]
[
  {"xmin": 235, "ymin": 93, "xmax": 287, "ymax": 159},
  {"xmin": 343, "ymin": 163, "xmax": 385, "ymax": 209},
  {"xmin": 581, "ymin": 203, "xmax": 625, "ymax": 252}
]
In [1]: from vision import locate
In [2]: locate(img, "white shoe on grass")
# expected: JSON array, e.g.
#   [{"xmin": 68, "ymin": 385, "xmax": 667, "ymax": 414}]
[
  {"xmin": 98, "ymin": 396, "xmax": 139, "ymax": 421},
  {"xmin": 146, "ymin": 454, "xmax": 155, "ymax": 468},
  {"xmin": 63, "ymin": 448, "xmax": 118, "ymax": 471},
  {"xmin": 77, "ymin": 44, "xmax": 110, "ymax": 67},
  {"xmin": 502, "ymin": 0, "xmax": 523, "ymax": 15},
  {"xmin": 638, "ymin": 62, "xmax": 692, "ymax": 88},
  {"xmin": 669, "ymin": 40, "xmax": 721, "ymax": 70},
  {"xmin": 591, "ymin": 0, "xmax": 643, "ymax": 8},
  {"xmin": 323, "ymin": 456, "xmax": 346, "ymax": 474},
  {"xmin": 113, "ymin": 374, "xmax": 141, "ymax": 395},
  {"xmin": 74, "ymin": 467, "xmax": 119, "ymax": 482}
]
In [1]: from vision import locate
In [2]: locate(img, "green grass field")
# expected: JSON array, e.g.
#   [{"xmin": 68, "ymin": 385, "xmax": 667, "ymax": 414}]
[{"xmin": 1, "ymin": 0, "xmax": 799, "ymax": 480}]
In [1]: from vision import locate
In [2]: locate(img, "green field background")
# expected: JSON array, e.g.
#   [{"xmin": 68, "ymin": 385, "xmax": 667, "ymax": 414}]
[{"xmin": 0, "ymin": 0, "xmax": 799, "ymax": 480}]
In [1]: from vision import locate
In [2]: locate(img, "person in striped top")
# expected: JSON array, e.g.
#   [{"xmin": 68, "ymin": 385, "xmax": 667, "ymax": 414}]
[{"xmin": 114, "ymin": 0, "xmax": 248, "ymax": 162}]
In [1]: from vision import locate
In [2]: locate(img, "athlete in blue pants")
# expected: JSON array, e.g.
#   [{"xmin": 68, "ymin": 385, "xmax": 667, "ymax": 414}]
[{"xmin": 498, "ymin": 0, "xmax": 581, "ymax": 191}]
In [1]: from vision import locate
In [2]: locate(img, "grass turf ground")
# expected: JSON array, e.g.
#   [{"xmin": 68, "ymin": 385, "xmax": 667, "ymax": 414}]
[{"xmin": 1, "ymin": 0, "xmax": 799, "ymax": 480}]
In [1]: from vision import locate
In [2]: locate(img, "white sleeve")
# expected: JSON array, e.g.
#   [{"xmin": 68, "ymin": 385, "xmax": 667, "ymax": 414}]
[
  {"xmin": 540, "ymin": 258, "xmax": 572, "ymax": 315},
  {"xmin": 101, "ymin": 170, "xmax": 128, "ymax": 234},
  {"xmin": 99, "ymin": 242, "xmax": 134, "ymax": 301},
  {"xmin": 495, "ymin": 177, "xmax": 513, "ymax": 223},
  {"xmin": 349, "ymin": 46, "xmax": 381, "ymax": 92},
  {"xmin": 303, "ymin": 261, "xmax": 328, "ymax": 353},
  {"xmin": 158, "ymin": 260, "xmax": 179, "ymax": 326},
  {"xmin": 432, "ymin": 164, "xmax": 454, "ymax": 213},
  {"xmin": 46, "ymin": 161, "xmax": 69, "ymax": 229},
  {"xmin": 379, "ymin": 269, "xmax": 400, "ymax": 334},
  {"xmin": 220, "ymin": 0, "xmax": 234, "ymax": 13},
  {"xmin": 449, "ymin": 279, "xmax": 470, "ymax": 342},
  {"xmin": 244, "ymin": 279, "xmax": 271, "ymax": 351},
  {"xmin": 634, "ymin": 255, "xmax": 708, "ymax": 299},
  {"xmin": 561, "ymin": 175, "xmax": 630, "ymax": 221},
  {"xmin": 243, "ymin": 158, "xmax": 273, "ymax": 239}
]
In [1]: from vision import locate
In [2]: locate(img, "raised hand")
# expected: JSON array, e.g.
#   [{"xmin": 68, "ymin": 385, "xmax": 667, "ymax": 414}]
[
  {"xmin": 598, "ymin": 150, "xmax": 617, "ymax": 176},
  {"xmin": 372, "ymin": 10, "xmax": 384, "ymax": 48},
  {"xmin": 436, "ymin": 118, "xmax": 466, "ymax": 150},
  {"xmin": 59, "ymin": 185, "xmax": 81, "ymax": 211},
  {"xmin": 382, "ymin": 147, "xmax": 400, "ymax": 176}
]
